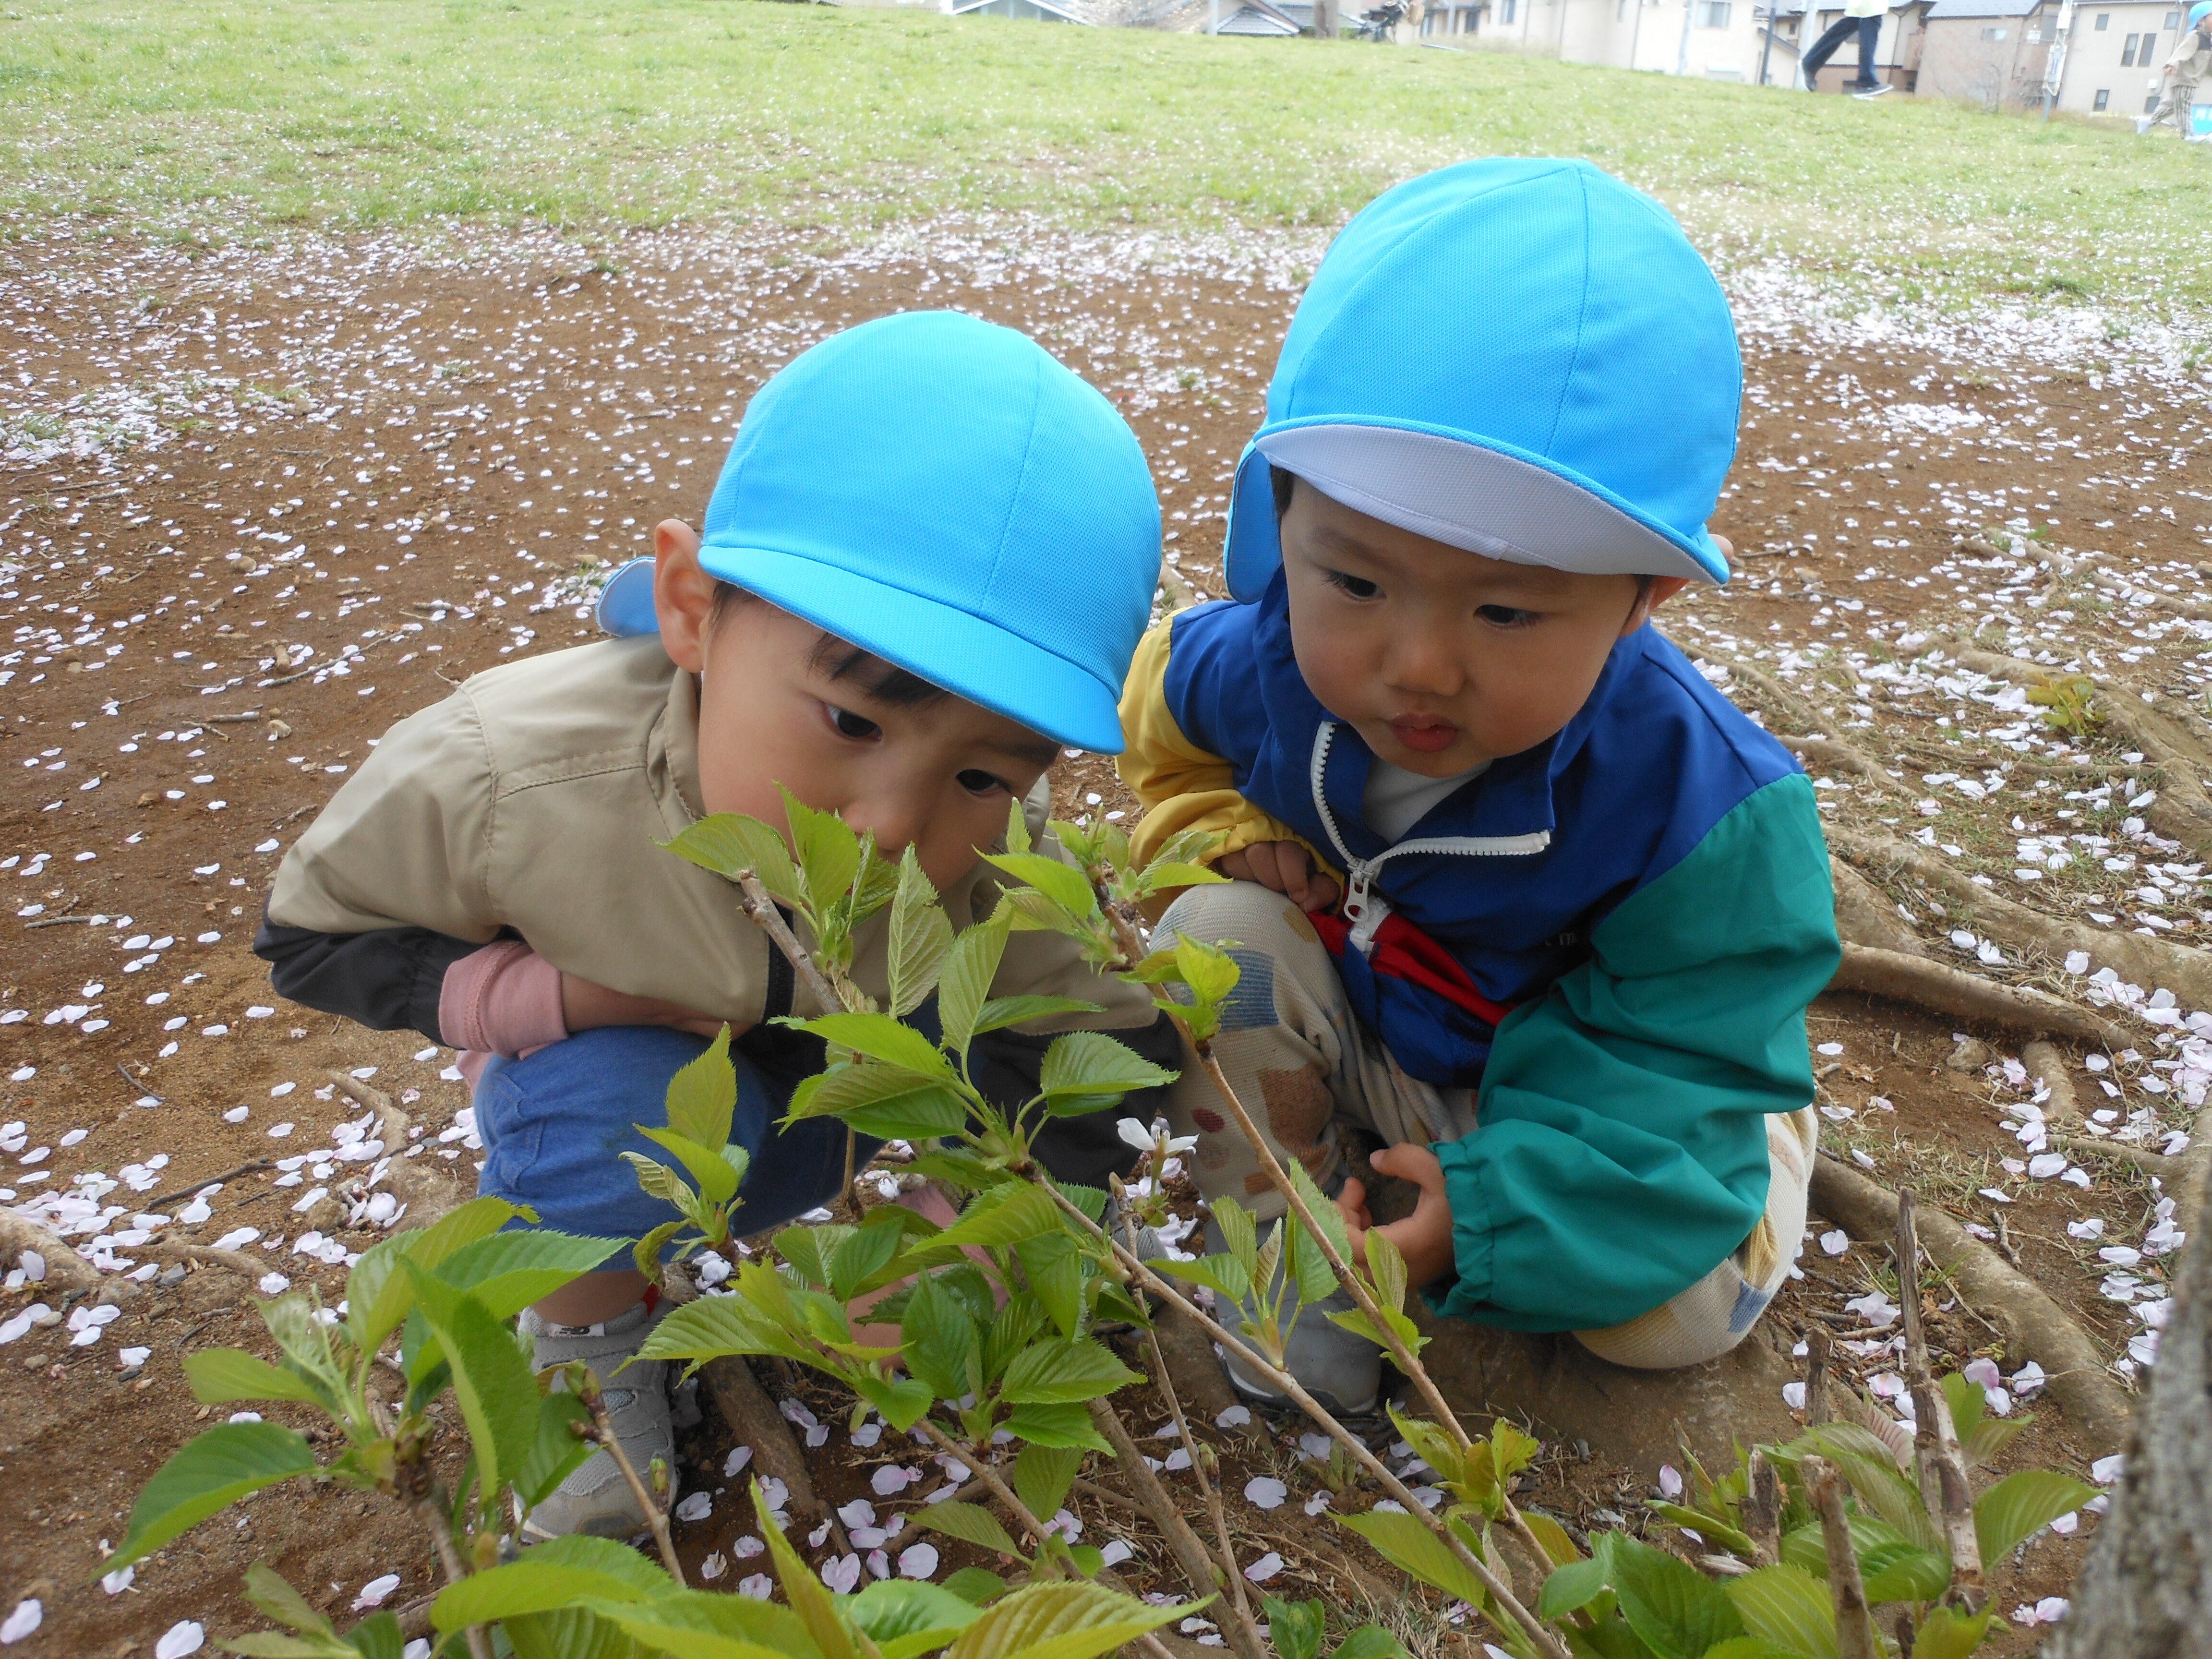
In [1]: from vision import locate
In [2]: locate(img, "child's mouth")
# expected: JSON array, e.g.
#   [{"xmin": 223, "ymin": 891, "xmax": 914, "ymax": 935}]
[{"xmin": 1389, "ymin": 717, "xmax": 1459, "ymax": 754}]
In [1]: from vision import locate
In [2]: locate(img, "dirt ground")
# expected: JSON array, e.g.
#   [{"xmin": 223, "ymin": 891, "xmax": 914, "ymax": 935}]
[{"xmin": 5, "ymin": 220, "xmax": 2210, "ymax": 1655}]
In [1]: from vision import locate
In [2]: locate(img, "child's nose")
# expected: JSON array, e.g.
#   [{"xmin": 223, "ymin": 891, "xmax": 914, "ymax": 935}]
[{"xmin": 1382, "ymin": 625, "xmax": 1465, "ymax": 695}]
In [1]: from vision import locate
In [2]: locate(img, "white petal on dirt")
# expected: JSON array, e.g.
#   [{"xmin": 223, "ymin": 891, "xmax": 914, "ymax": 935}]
[
  {"xmin": 731, "ymin": 1535, "xmax": 765, "ymax": 1560},
  {"xmin": 119, "ymin": 1345, "xmax": 152, "ymax": 1368},
  {"xmin": 403, "ymin": 1644, "xmax": 430, "ymax": 1659},
  {"xmin": 1099, "ymin": 1539, "xmax": 1134, "ymax": 1567},
  {"xmin": 156, "ymin": 1621, "xmax": 205, "ymax": 1658},
  {"xmin": 258, "ymin": 1273, "xmax": 291, "ymax": 1294},
  {"xmin": 820, "ymin": 1554, "xmax": 862, "ymax": 1594},
  {"xmin": 351, "ymin": 1575, "xmax": 400, "ymax": 1611},
  {"xmin": 737, "ymin": 1575, "xmax": 774, "ymax": 1600},
  {"xmin": 1214, "ymin": 1405, "xmax": 1251, "ymax": 1429},
  {"xmin": 1, "ymin": 1599, "xmax": 40, "ymax": 1643},
  {"xmin": 674, "ymin": 1491, "xmax": 713, "ymax": 1523},
  {"xmin": 722, "ymin": 1445, "xmax": 754, "ymax": 1478},
  {"xmin": 102, "ymin": 1565, "xmax": 135, "ymax": 1595},
  {"xmin": 1658, "ymin": 1465, "xmax": 1684, "ymax": 1499},
  {"xmin": 897, "ymin": 1542, "xmax": 940, "ymax": 1580},
  {"xmin": 838, "ymin": 1498, "xmax": 876, "ymax": 1529},
  {"xmin": 1303, "ymin": 1491, "xmax": 1331, "ymax": 1516},
  {"xmin": 871, "ymin": 1464, "xmax": 920, "ymax": 1496},
  {"xmin": 1242, "ymin": 1552, "xmax": 1285, "ymax": 1584},
  {"xmin": 1818, "ymin": 1229, "xmax": 1850, "ymax": 1256},
  {"xmin": 699, "ymin": 1552, "xmax": 728, "ymax": 1582},
  {"xmin": 1782, "ymin": 1381, "xmax": 1808, "ymax": 1410},
  {"xmin": 0, "ymin": 1305, "xmax": 47, "ymax": 1344},
  {"xmin": 1242, "ymin": 1477, "xmax": 1287, "ymax": 1511}
]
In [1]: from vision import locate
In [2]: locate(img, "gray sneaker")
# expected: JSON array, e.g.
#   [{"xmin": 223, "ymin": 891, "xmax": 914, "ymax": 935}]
[
  {"xmin": 518, "ymin": 1300, "xmax": 675, "ymax": 1542},
  {"xmin": 1221, "ymin": 1280, "xmax": 1383, "ymax": 1419}
]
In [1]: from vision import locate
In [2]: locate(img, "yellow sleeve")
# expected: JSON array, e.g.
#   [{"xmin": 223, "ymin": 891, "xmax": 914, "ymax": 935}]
[{"xmin": 1114, "ymin": 619, "xmax": 1341, "ymax": 883}]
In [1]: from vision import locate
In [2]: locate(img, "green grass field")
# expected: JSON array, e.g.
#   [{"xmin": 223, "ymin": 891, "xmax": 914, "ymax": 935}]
[{"xmin": 0, "ymin": 0, "xmax": 2209, "ymax": 310}]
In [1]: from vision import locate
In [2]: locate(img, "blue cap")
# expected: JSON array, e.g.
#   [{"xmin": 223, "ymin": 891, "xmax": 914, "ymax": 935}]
[
  {"xmin": 600, "ymin": 311, "xmax": 1160, "ymax": 754},
  {"xmin": 1223, "ymin": 158, "xmax": 1741, "ymax": 598},
  {"xmin": 2193, "ymin": 2, "xmax": 2209, "ymax": 24}
]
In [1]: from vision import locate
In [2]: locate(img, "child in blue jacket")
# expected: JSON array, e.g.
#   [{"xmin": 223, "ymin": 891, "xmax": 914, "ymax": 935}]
[{"xmin": 1118, "ymin": 158, "xmax": 1840, "ymax": 1413}]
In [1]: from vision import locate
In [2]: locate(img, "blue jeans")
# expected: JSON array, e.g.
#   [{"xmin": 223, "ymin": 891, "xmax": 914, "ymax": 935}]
[{"xmin": 472, "ymin": 1026, "xmax": 873, "ymax": 1265}]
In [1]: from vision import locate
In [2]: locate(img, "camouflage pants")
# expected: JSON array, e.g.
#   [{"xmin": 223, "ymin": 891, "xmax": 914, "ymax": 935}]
[
  {"xmin": 1154, "ymin": 879, "xmax": 1819, "ymax": 1370},
  {"xmin": 2147, "ymin": 79, "xmax": 2199, "ymax": 137}
]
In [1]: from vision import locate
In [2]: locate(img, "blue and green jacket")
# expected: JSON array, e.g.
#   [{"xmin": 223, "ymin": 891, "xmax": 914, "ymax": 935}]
[{"xmin": 1117, "ymin": 572, "xmax": 1839, "ymax": 1333}]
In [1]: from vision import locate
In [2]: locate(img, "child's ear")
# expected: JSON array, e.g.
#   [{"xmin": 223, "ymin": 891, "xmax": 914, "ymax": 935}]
[
  {"xmin": 652, "ymin": 520, "xmax": 713, "ymax": 673},
  {"xmin": 1623, "ymin": 574, "xmax": 1692, "ymax": 637}
]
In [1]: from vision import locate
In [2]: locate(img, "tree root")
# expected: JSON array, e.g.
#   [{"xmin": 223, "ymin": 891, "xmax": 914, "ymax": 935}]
[
  {"xmin": 2022, "ymin": 1040, "xmax": 2081, "ymax": 1124},
  {"xmin": 697, "ymin": 1354, "xmax": 823, "ymax": 1522},
  {"xmin": 0, "ymin": 1211, "xmax": 108, "ymax": 1295},
  {"xmin": 1942, "ymin": 642, "xmax": 2212, "ymax": 863},
  {"xmin": 1829, "ymin": 944, "xmax": 2132, "ymax": 1049},
  {"xmin": 1828, "ymin": 824, "xmax": 2212, "ymax": 1012},
  {"xmin": 1669, "ymin": 637, "xmax": 1908, "ymax": 800},
  {"xmin": 1807, "ymin": 1154, "xmax": 2136, "ymax": 1455},
  {"xmin": 330, "ymin": 1071, "xmax": 464, "ymax": 1233},
  {"xmin": 1829, "ymin": 857, "xmax": 1927, "ymax": 958}
]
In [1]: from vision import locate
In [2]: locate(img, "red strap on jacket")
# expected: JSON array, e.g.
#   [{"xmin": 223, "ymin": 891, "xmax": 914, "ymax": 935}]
[{"xmin": 1308, "ymin": 908, "xmax": 1516, "ymax": 1031}]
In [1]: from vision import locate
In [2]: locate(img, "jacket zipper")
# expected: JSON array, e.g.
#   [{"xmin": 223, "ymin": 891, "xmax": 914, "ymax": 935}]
[{"xmin": 1307, "ymin": 721, "xmax": 1552, "ymax": 954}]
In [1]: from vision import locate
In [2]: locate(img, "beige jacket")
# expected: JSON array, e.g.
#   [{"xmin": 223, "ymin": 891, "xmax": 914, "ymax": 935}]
[
  {"xmin": 267, "ymin": 637, "xmax": 1157, "ymax": 1034},
  {"xmin": 2163, "ymin": 23, "xmax": 2212, "ymax": 80}
]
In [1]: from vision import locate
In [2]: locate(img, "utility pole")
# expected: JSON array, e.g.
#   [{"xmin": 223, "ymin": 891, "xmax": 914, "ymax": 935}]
[
  {"xmin": 2041, "ymin": 0, "xmax": 2074, "ymax": 117},
  {"xmin": 1676, "ymin": 0, "xmax": 1694, "ymax": 73},
  {"xmin": 1756, "ymin": 0, "xmax": 1775, "ymax": 82},
  {"xmin": 1313, "ymin": 0, "xmax": 1339, "ymax": 34}
]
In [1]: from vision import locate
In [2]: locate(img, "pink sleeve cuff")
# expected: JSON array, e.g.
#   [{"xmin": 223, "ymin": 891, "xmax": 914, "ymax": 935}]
[{"xmin": 440, "ymin": 940, "xmax": 569, "ymax": 1059}]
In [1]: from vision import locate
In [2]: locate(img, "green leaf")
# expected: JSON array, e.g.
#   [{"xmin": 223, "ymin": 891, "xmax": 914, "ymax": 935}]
[
  {"xmin": 1802, "ymin": 1424, "xmax": 1940, "ymax": 1554},
  {"xmin": 226, "ymin": 1637, "xmax": 357, "ymax": 1659},
  {"xmin": 850, "ymin": 1579, "xmax": 989, "ymax": 1659},
  {"xmin": 916, "ymin": 1183, "xmax": 1063, "ymax": 1256},
  {"xmin": 788, "ymin": 1062, "xmax": 970, "ymax": 1142},
  {"xmin": 639, "ymin": 1126, "xmax": 743, "ymax": 1207},
  {"xmin": 830, "ymin": 1222, "xmax": 905, "ymax": 1303},
  {"xmin": 517, "ymin": 1388, "xmax": 598, "ymax": 1511},
  {"xmin": 637, "ymin": 1284, "xmax": 812, "ymax": 1370},
  {"xmin": 1909, "ymin": 1606, "xmax": 1995, "ymax": 1659},
  {"xmin": 347, "ymin": 1194, "xmax": 528, "ymax": 1356},
  {"xmin": 499, "ymin": 1607, "xmax": 639, "ymax": 1659},
  {"xmin": 970, "ymin": 996, "xmax": 1106, "ymax": 1038},
  {"xmin": 753, "ymin": 1479, "xmax": 857, "ymax": 1659},
  {"xmin": 1539, "ymin": 1554, "xmax": 1613, "ymax": 1621},
  {"xmin": 1651, "ymin": 1502, "xmax": 1759, "ymax": 1559},
  {"xmin": 1334, "ymin": 1506, "xmax": 1491, "ymax": 1606},
  {"xmin": 1724, "ymin": 1565, "xmax": 1839, "ymax": 1659},
  {"xmin": 982, "ymin": 851, "xmax": 1102, "ymax": 920},
  {"xmin": 1014, "ymin": 1443, "xmax": 1084, "ymax": 1523},
  {"xmin": 1366, "ymin": 1226, "xmax": 1409, "ymax": 1321},
  {"xmin": 1014, "ymin": 1231, "xmax": 1085, "ymax": 1338},
  {"xmin": 1262, "ymin": 1597, "xmax": 1326, "ymax": 1659},
  {"xmin": 793, "ymin": 1011, "xmax": 953, "ymax": 1078},
  {"xmin": 634, "ymin": 1218, "xmax": 689, "ymax": 1283},
  {"xmin": 432, "ymin": 1535, "xmax": 675, "ymax": 1628},
  {"xmin": 1328, "ymin": 1630, "xmax": 1408, "ymax": 1659},
  {"xmin": 902, "ymin": 1270, "xmax": 982, "ymax": 1403},
  {"xmin": 1134, "ymin": 862, "xmax": 1229, "ymax": 897},
  {"xmin": 944, "ymin": 1580, "xmax": 1194, "ymax": 1659},
  {"xmin": 1002, "ymin": 1401, "xmax": 1115, "ymax": 1453},
  {"xmin": 339, "ymin": 1613, "xmax": 404, "ymax": 1659},
  {"xmin": 1005, "ymin": 798, "xmax": 1034, "ymax": 856},
  {"xmin": 1000, "ymin": 1338, "xmax": 1143, "ymax": 1405},
  {"xmin": 110, "ymin": 1421, "xmax": 317, "ymax": 1569},
  {"xmin": 1779, "ymin": 1512, "xmax": 1909, "ymax": 1580},
  {"xmin": 888, "ymin": 846, "xmax": 956, "ymax": 1019},
  {"xmin": 1213, "ymin": 1197, "xmax": 1258, "ymax": 1279},
  {"xmin": 1172, "ymin": 935, "xmax": 1241, "ymax": 1009},
  {"xmin": 432, "ymin": 1230, "xmax": 626, "ymax": 1320},
  {"xmin": 585, "ymin": 1586, "xmax": 819, "ymax": 1659},
  {"xmin": 660, "ymin": 812, "xmax": 805, "ymax": 910},
  {"xmin": 662, "ymin": 1024, "xmax": 739, "ymax": 1151},
  {"xmin": 1149, "ymin": 1255, "xmax": 1247, "ymax": 1303},
  {"xmin": 938, "ymin": 912, "xmax": 1013, "ymax": 1058},
  {"xmin": 403, "ymin": 1261, "xmax": 540, "ymax": 1503},
  {"xmin": 1606, "ymin": 1532, "xmax": 1743, "ymax": 1659},
  {"xmin": 1856, "ymin": 1541, "xmax": 1953, "ymax": 1605},
  {"xmin": 1037, "ymin": 1031, "xmax": 1178, "ymax": 1117},
  {"xmin": 184, "ymin": 1347, "xmax": 332, "ymax": 1410},
  {"xmin": 1973, "ymin": 1468, "xmax": 2096, "ymax": 1564},
  {"xmin": 242, "ymin": 1562, "xmax": 337, "ymax": 1640},
  {"xmin": 855, "ymin": 1373, "xmax": 936, "ymax": 1432},
  {"xmin": 1521, "ymin": 1510, "xmax": 1583, "ymax": 1569},
  {"xmin": 914, "ymin": 1499, "xmax": 1023, "ymax": 1557},
  {"xmin": 624, "ymin": 1152, "xmax": 695, "ymax": 1212},
  {"xmin": 943, "ymin": 1568, "xmax": 1010, "ymax": 1607},
  {"xmin": 1700, "ymin": 1643, "xmax": 1813, "ymax": 1659},
  {"xmin": 782, "ymin": 784, "xmax": 865, "ymax": 922}
]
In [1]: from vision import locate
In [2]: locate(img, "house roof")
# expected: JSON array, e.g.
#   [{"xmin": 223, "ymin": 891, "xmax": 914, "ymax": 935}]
[
  {"xmin": 1923, "ymin": 0, "xmax": 2044, "ymax": 15},
  {"xmin": 951, "ymin": 0, "xmax": 1097, "ymax": 20},
  {"xmin": 1215, "ymin": 0, "xmax": 1302, "ymax": 30}
]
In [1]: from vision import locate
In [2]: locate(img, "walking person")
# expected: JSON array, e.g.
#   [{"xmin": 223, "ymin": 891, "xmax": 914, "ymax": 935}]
[
  {"xmin": 1799, "ymin": 0, "xmax": 1892, "ymax": 95},
  {"xmin": 2142, "ymin": 1, "xmax": 2211, "ymax": 139}
]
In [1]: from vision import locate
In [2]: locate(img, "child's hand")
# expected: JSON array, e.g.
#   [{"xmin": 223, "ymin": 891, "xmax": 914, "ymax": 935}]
[
  {"xmin": 1214, "ymin": 841, "xmax": 1344, "ymax": 912},
  {"xmin": 1334, "ymin": 1144, "xmax": 1456, "ymax": 1289},
  {"xmin": 559, "ymin": 973, "xmax": 730, "ymax": 1040}
]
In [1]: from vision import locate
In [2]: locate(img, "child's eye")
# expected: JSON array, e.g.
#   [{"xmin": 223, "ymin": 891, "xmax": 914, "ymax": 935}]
[
  {"xmin": 957, "ymin": 769, "xmax": 1010, "ymax": 796},
  {"xmin": 826, "ymin": 704, "xmax": 880, "ymax": 740},
  {"xmin": 1476, "ymin": 604, "xmax": 1538, "ymax": 628},
  {"xmin": 1325, "ymin": 569, "xmax": 1381, "ymax": 600}
]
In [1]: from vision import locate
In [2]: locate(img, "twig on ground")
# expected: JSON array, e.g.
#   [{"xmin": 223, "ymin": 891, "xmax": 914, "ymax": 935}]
[
  {"xmin": 1803, "ymin": 1456, "xmax": 1880, "ymax": 1659},
  {"xmin": 1810, "ymin": 1153, "xmax": 2135, "ymax": 1454},
  {"xmin": 24, "ymin": 913, "xmax": 95, "ymax": 929},
  {"xmin": 136, "ymin": 1157, "xmax": 276, "ymax": 1213},
  {"xmin": 1802, "ymin": 1324, "xmax": 1833, "ymax": 1427},
  {"xmin": 1896, "ymin": 1192, "xmax": 1984, "ymax": 1608}
]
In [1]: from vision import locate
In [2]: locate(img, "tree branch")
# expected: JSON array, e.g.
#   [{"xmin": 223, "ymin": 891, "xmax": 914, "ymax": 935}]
[{"xmin": 1896, "ymin": 1192, "xmax": 1984, "ymax": 1607}]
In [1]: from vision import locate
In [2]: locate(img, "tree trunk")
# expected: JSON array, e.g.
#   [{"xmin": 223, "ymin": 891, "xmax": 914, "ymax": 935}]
[
  {"xmin": 2047, "ymin": 1162, "xmax": 2212, "ymax": 1657},
  {"xmin": 1311, "ymin": 0, "xmax": 1340, "ymax": 36}
]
